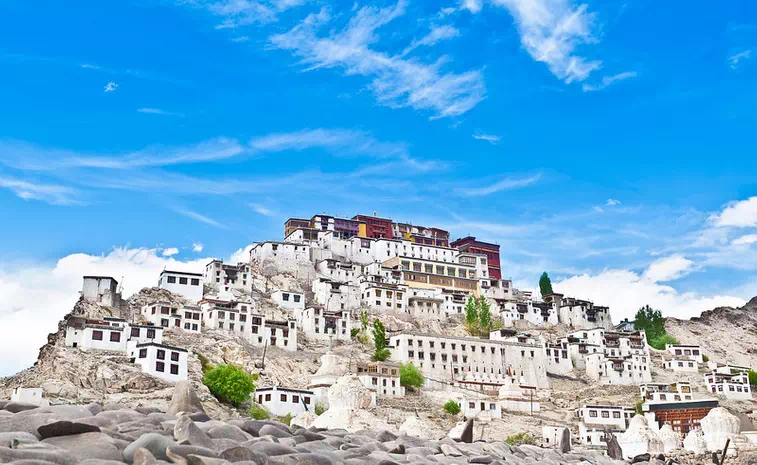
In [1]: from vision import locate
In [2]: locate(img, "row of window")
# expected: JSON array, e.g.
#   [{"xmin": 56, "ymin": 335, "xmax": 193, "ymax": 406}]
[
  {"xmin": 400, "ymin": 261, "xmax": 475, "ymax": 279},
  {"xmin": 91, "ymin": 330, "xmax": 122, "ymax": 342},
  {"xmin": 257, "ymin": 393, "xmax": 312, "ymax": 404},
  {"xmin": 165, "ymin": 276, "xmax": 201, "ymax": 286}
]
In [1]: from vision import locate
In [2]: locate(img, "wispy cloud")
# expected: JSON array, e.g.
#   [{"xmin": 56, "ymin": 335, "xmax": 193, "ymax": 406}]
[
  {"xmin": 249, "ymin": 128, "xmax": 406, "ymax": 158},
  {"xmin": 269, "ymin": 2, "xmax": 486, "ymax": 119},
  {"xmin": 472, "ymin": 133, "xmax": 500, "ymax": 144},
  {"xmin": 0, "ymin": 176, "xmax": 82, "ymax": 205},
  {"xmin": 181, "ymin": 0, "xmax": 306, "ymax": 28},
  {"xmin": 137, "ymin": 108, "xmax": 185, "ymax": 117},
  {"xmin": 231, "ymin": 36, "xmax": 250, "ymax": 43},
  {"xmin": 710, "ymin": 196, "xmax": 757, "ymax": 228},
  {"xmin": 460, "ymin": 0, "xmax": 483, "ymax": 14},
  {"xmin": 732, "ymin": 234, "xmax": 757, "ymax": 246},
  {"xmin": 249, "ymin": 203, "xmax": 274, "ymax": 216},
  {"xmin": 104, "ymin": 81, "xmax": 118, "ymax": 92},
  {"xmin": 643, "ymin": 254, "xmax": 695, "ymax": 282},
  {"xmin": 192, "ymin": 242, "xmax": 205, "ymax": 252},
  {"xmin": 80, "ymin": 63, "xmax": 101, "ymax": 70},
  {"xmin": 162, "ymin": 247, "xmax": 179, "ymax": 257},
  {"xmin": 489, "ymin": 0, "xmax": 602, "ymax": 84},
  {"xmin": 606, "ymin": 198, "xmax": 620, "ymax": 206},
  {"xmin": 456, "ymin": 173, "xmax": 542, "ymax": 196},
  {"xmin": 175, "ymin": 208, "xmax": 228, "ymax": 229},
  {"xmin": 402, "ymin": 25, "xmax": 461, "ymax": 55},
  {"xmin": 582, "ymin": 71, "xmax": 637, "ymax": 92},
  {"xmin": 728, "ymin": 49, "xmax": 752, "ymax": 69}
]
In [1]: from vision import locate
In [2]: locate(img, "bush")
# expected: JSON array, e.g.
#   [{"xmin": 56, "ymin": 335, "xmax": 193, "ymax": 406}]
[
  {"xmin": 315, "ymin": 402, "xmax": 326, "ymax": 416},
  {"xmin": 400, "ymin": 363, "xmax": 425, "ymax": 391},
  {"xmin": 443, "ymin": 400, "xmax": 461, "ymax": 415},
  {"xmin": 203, "ymin": 364, "xmax": 256, "ymax": 407},
  {"xmin": 702, "ymin": 354, "xmax": 710, "ymax": 364},
  {"xmin": 277, "ymin": 413, "xmax": 293, "ymax": 426},
  {"xmin": 350, "ymin": 328, "xmax": 360, "ymax": 338},
  {"xmin": 748, "ymin": 370, "xmax": 757, "ymax": 386},
  {"xmin": 505, "ymin": 432, "xmax": 537, "ymax": 446},
  {"xmin": 248, "ymin": 403, "xmax": 270, "ymax": 420},
  {"xmin": 648, "ymin": 333, "xmax": 679, "ymax": 351},
  {"xmin": 635, "ymin": 399, "xmax": 644, "ymax": 414}
]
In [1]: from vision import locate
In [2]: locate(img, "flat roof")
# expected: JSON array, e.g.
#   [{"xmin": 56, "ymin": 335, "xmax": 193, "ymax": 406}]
[
  {"xmin": 161, "ymin": 270, "xmax": 203, "ymax": 277},
  {"xmin": 135, "ymin": 342, "xmax": 188, "ymax": 352},
  {"xmin": 83, "ymin": 276, "xmax": 118, "ymax": 283},
  {"xmin": 581, "ymin": 404, "xmax": 634, "ymax": 410},
  {"xmin": 646, "ymin": 400, "xmax": 718, "ymax": 411},
  {"xmin": 391, "ymin": 331, "xmax": 541, "ymax": 349},
  {"xmin": 256, "ymin": 386, "xmax": 314, "ymax": 394}
]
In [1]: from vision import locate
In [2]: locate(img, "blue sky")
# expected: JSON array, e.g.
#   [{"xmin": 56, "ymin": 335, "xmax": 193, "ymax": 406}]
[{"xmin": 1, "ymin": 0, "xmax": 757, "ymax": 373}]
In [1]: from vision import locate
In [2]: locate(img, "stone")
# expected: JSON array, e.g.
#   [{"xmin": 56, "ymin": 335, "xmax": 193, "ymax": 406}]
[
  {"xmin": 136, "ymin": 407, "xmax": 163, "ymax": 415},
  {"xmin": 43, "ymin": 405, "xmax": 97, "ymax": 421},
  {"xmin": 657, "ymin": 424, "xmax": 681, "ymax": 453},
  {"xmin": 168, "ymin": 381, "xmax": 206, "ymax": 417},
  {"xmin": 560, "ymin": 427, "xmax": 571, "ymax": 453},
  {"xmin": 259, "ymin": 424, "xmax": 293, "ymax": 439},
  {"xmin": 80, "ymin": 460, "xmax": 129, "ymax": 465},
  {"xmin": 42, "ymin": 432, "xmax": 123, "ymax": 462},
  {"xmin": 175, "ymin": 415, "xmax": 214, "ymax": 449},
  {"xmin": 190, "ymin": 413, "xmax": 212, "ymax": 423},
  {"xmin": 470, "ymin": 455, "xmax": 493, "ymax": 464},
  {"xmin": 245, "ymin": 441, "xmax": 297, "ymax": 456},
  {"xmin": 0, "ymin": 431, "xmax": 39, "ymax": 447},
  {"xmin": 219, "ymin": 446, "xmax": 265, "ymax": 463},
  {"xmin": 0, "ymin": 445, "xmax": 78, "ymax": 465},
  {"xmin": 208, "ymin": 425, "xmax": 251, "ymax": 442},
  {"xmin": 133, "ymin": 447, "xmax": 158, "ymax": 465},
  {"xmin": 617, "ymin": 416, "xmax": 664, "ymax": 460},
  {"xmin": 386, "ymin": 444, "xmax": 405, "ymax": 454},
  {"xmin": 124, "ymin": 433, "xmax": 177, "ymax": 463},
  {"xmin": 187, "ymin": 455, "xmax": 233, "ymax": 465},
  {"xmin": 167, "ymin": 444, "xmax": 220, "ymax": 464},
  {"xmin": 440, "ymin": 444, "xmax": 463, "ymax": 457},
  {"xmin": 701, "ymin": 407, "xmax": 740, "ymax": 452},
  {"xmin": 375, "ymin": 430, "xmax": 397, "ymax": 443},
  {"xmin": 683, "ymin": 429, "xmax": 707, "ymax": 454},
  {"xmin": 398, "ymin": 416, "xmax": 433, "ymax": 440},
  {"xmin": 632, "ymin": 453, "xmax": 651, "ymax": 463},
  {"xmin": 4, "ymin": 403, "xmax": 41, "ymax": 413},
  {"xmin": 606, "ymin": 432, "xmax": 623, "ymax": 460},
  {"xmin": 37, "ymin": 421, "xmax": 101, "ymax": 439},
  {"xmin": 291, "ymin": 411, "xmax": 316, "ymax": 429},
  {"xmin": 460, "ymin": 419, "xmax": 473, "ymax": 444}
]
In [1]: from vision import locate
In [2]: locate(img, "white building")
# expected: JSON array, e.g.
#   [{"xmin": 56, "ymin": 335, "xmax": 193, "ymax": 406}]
[
  {"xmin": 127, "ymin": 324, "xmax": 164, "ymax": 344},
  {"xmin": 544, "ymin": 294, "xmax": 613, "ymax": 329},
  {"xmin": 311, "ymin": 277, "xmax": 360, "ymax": 313},
  {"xmin": 10, "ymin": 388, "xmax": 48, "ymax": 406},
  {"xmin": 704, "ymin": 371, "xmax": 752, "ymax": 400},
  {"xmin": 586, "ymin": 353, "xmax": 651, "ymax": 385},
  {"xmin": 639, "ymin": 382, "xmax": 694, "ymax": 403},
  {"xmin": 272, "ymin": 290, "xmax": 305, "ymax": 310},
  {"xmin": 254, "ymin": 386, "xmax": 314, "ymax": 416},
  {"xmin": 575, "ymin": 404, "xmax": 634, "ymax": 445},
  {"xmin": 298, "ymin": 307, "xmax": 351, "ymax": 341},
  {"xmin": 389, "ymin": 331, "xmax": 550, "ymax": 392},
  {"xmin": 352, "ymin": 361, "xmax": 405, "ymax": 397},
  {"xmin": 459, "ymin": 397, "xmax": 502, "ymax": 419},
  {"xmin": 204, "ymin": 260, "xmax": 252, "ymax": 294},
  {"xmin": 128, "ymin": 342, "xmax": 188, "ymax": 382},
  {"xmin": 158, "ymin": 270, "xmax": 203, "ymax": 302},
  {"xmin": 544, "ymin": 342, "xmax": 574, "ymax": 375},
  {"xmin": 201, "ymin": 297, "xmax": 297, "ymax": 352},
  {"xmin": 250, "ymin": 241, "xmax": 312, "ymax": 270},
  {"xmin": 665, "ymin": 358, "xmax": 699, "ymax": 373},
  {"xmin": 81, "ymin": 276, "xmax": 121, "ymax": 308},
  {"xmin": 65, "ymin": 318, "xmax": 128, "ymax": 352},
  {"xmin": 542, "ymin": 426, "xmax": 571, "ymax": 450},
  {"xmin": 666, "ymin": 344, "xmax": 704, "ymax": 364}
]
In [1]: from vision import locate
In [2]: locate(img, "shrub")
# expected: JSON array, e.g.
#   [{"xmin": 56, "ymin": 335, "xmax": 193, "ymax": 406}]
[
  {"xmin": 748, "ymin": 370, "xmax": 757, "ymax": 386},
  {"xmin": 314, "ymin": 402, "xmax": 326, "ymax": 416},
  {"xmin": 197, "ymin": 353, "xmax": 212, "ymax": 374},
  {"xmin": 400, "ymin": 363, "xmax": 425, "ymax": 391},
  {"xmin": 702, "ymin": 354, "xmax": 710, "ymax": 364},
  {"xmin": 635, "ymin": 399, "xmax": 644, "ymax": 415},
  {"xmin": 248, "ymin": 403, "xmax": 270, "ymax": 420},
  {"xmin": 373, "ymin": 319, "xmax": 391, "ymax": 361},
  {"xmin": 350, "ymin": 328, "xmax": 360, "ymax": 338},
  {"xmin": 505, "ymin": 432, "xmax": 537, "ymax": 446},
  {"xmin": 203, "ymin": 364, "xmax": 256, "ymax": 407},
  {"xmin": 443, "ymin": 400, "xmax": 461, "ymax": 415},
  {"xmin": 648, "ymin": 333, "xmax": 679, "ymax": 351},
  {"xmin": 277, "ymin": 413, "xmax": 293, "ymax": 426}
]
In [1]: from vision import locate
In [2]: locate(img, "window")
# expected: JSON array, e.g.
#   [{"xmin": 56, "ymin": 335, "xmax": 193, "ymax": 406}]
[
  {"xmin": 167, "ymin": 276, "xmax": 177, "ymax": 283},
  {"xmin": 110, "ymin": 332, "xmax": 121, "ymax": 342},
  {"xmin": 613, "ymin": 411, "xmax": 621, "ymax": 418},
  {"xmin": 281, "ymin": 394, "xmax": 288, "ymax": 401},
  {"xmin": 156, "ymin": 361, "xmax": 165, "ymax": 372},
  {"xmin": 131, "ymin": 327, "xmax": 140, "ymax": 337},
  {"xmin": 293, "ymin": 395, "xmax": 299, "ymax": 403},
  {"xmin": 92, "ymin": 330, "xmax": 103, "ymax": 341},
  {"xmin": 171, "ymin": 352, "xmax": 179, "ymax": 361},
  {"xmin": 294, "ymin": 295, "xmax": 301, "ymax": 303},
  {"xmin": 139, "ymin": 349, "xmax": 147, "ymax": 358},
  {"xmin": 282, "ymin": 293, "xmax": 290, "ymax": 301},
  {"xmin": 304, "ymin": 397, "xmax": 311, "ymax": 405},
  {"xmin": 265, "ymin": 394, "xmax": 271, "ymax": 401},
  {"xmin": 157, "ymin": 350, "xmax": 165, "ymax": 360},
  {"xmin": 589, "ymin": 410, "xmax": 598, "ymax": 418},
  {"xmin": 161, "ymin": 319, "xmax": 169, "ymax": 327},
  {"xmin": 191, "ymin": 278, "xmax": 200, "ymax": 286},
  {"xmin": 179, "ymin": 277, "xmax": 188, "ymax": 285},
  {"xmin": 170, "ymin": 364, "xmax": 179, "ymax": 375}
]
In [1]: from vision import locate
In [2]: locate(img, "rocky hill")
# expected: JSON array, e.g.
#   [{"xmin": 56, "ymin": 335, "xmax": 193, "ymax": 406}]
[{"xmin": 665, "ymin": 297, "xmax": 757, "ymax": 369}]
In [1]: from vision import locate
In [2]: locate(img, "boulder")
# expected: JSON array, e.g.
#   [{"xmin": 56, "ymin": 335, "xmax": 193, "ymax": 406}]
[
  {"xmin": 291, "ymin": 411, "xmax": 316, "ymax": 429},
  {"xmin": 398, "ymin": 416, "xmax": 433, "ymax": 440},
  {"xmin": 168, "ymin": 381, "xmax": 207, "ymax": 417},
  {"xmin": 4, "ymin": 403, "xmax": 41, "ymax": 414},
  {"xmin": 448, "ymin": 419, "xmax": 473, "ymax": 443},
  {"xmin": 0, "ymin": 445, "xmax": 78, "ymax": 465},
  {"xmin": 701, "ymin": 407, "xmax": 740, "ymax": 452},
  {"xmin": 37, "ymin": 421, "xmax": 101, "ymax": 439},
  {"xmin": 133, "ymin": 447, "xmax": 158, "ymax": 465},
  {"xmin": 606, "ymin": 432, "xmax": 623, "ymax": 460},
  {"xmin": 124, "ymin": 433, "xmax": 177, "ymax": 463},
  {"xmin": 175, "ymin": 415, "xmax": 214, "ymax": 449},
  {"xmin": 42, "ymin": 432, "xmax": 123, "ymax": 462}
]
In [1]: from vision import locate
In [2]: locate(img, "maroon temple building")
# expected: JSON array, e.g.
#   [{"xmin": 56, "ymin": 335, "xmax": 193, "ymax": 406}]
[{"xmin": 450, "ymin": 236, "xmax": 502, "ymax": 280}]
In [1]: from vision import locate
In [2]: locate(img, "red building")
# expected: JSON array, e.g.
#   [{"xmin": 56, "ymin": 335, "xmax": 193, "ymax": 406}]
[
  {"xmin": 450, "ymin": 236, "xmax": 502, "ymax": 280},
  {"xmin": 353, "ymin": 214, "xmax": 394, "ymax": 239}
]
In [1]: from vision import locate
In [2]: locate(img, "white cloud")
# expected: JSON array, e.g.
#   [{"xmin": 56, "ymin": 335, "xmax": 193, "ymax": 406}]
[
  {"xmin": 249, "ymin": 203, "xmax": 274, "ymax": 216},
  {"xmin": 0, "ymin": 176, "xmax": 81, "ymax": 205},
  {"xmin": 0, "ymin": 247, "xmax": 209, "ymax": 376},
  {"xmin": 582, "ymin": 71, "xmax": 637, "ymax": 91},
  {"xmin": 711, "ymin": 197, "xmax": 757, "ymax": 228},
  {"xmin": 456, "ymin": 173, "xmax": 542, "ymax": 196},
  {"xmin": 732, "ymin": 234, "xmax": 757, "ymax": 246},
  {"xmin": 556, "ymin": 269, "xmax": 745, "ymax": 321},
  {"xmin": 231, "ymin": 36, "xmax": 250, "ymax": 42},
  {"xmin": 460, "ymin": 0, "xmax": 483, "ymax": 13},
  {"xmin": 137, "ymin": 108, "xmax": 185, "ymax": 117},
  {"xmin": 643, "ymin": 255, "xmax": 695, "ymax": 282},
  {"xmin": 80, "ymin": 63, "xmax": 102, "ymax": 70},
  {"xmin": 182, "ymin": 0, "xmax": 303, "ymax": 28},
  {"xmin": 175, "ymin": 209, "xmax": 228, "ymax": 229},
  {"xmin": 606, "ymin": 198, "xmax": 620, "ymax": 206},
  {"xmin": 402, "ymin": 25, "xmax": 461, "ymax": 55},
  {"xmin": 192, "ymin": 242, "xmax": 204, "ymax": 253},
  {"xmin": 491, "ymin": 0, "xmax": 602, "ymax": 83},
  {"xmin": 162, "ymin": 247, "xmax": 180, "ymax": 257},
  {"xmin": 229, "ymin": 244, "xmax": 254, "ymax": 264},
  {"xmin": 249, "ymin": 129, "xmax": 406, "ymax": 157},
  {"xmin": 728, "ymin": 49, "xmax": 752, "ymax": 69},
  {"xmin": 472, "ymin": 133, "xmax": 501, "ymax": 144},
  {"xmin": 269, "ymin": 3, "xmax": 486, "ymax": 119},
  {"xmin": 104, "ymin": 81, "xmax": 118, "ymax": 92}
]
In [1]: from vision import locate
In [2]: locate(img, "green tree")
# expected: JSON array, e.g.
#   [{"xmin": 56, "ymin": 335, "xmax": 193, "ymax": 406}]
[
  {"xmin": 443, "ymin": 400, "xmax": 461, "ymax": 415},
  {"xmin": 203, "ymin": 364, "xmax": 256, "ymax": 407},
  {"xmin": 248, "ymin": 403, "xmax": 270, "ymax": 420},
  {"xmin": 478, "ymin": 296, "xmax": 492, "ymax": 334},
  {"xmin": 400, "ymin": 363, "xmax": 425, "ymax": 391},
  {"xmin": 748, "ymin": 371, "xmax": 757, "ymax": 386},
  {"xmin": 360, "ymin": 310, "xmax": 369, "ymax": 332},
  {"xmin": 648, "ymin": 333, "xmax": 679, "ymax": 351},
  {"xmin": 634, "ymin": 305, "xmax": 666, "ymax": 340},
  {"xmin": 373, "ymin": 318, "xmax": 391, "ymax": 361},
  {"xmin": 539, "ymin": 272, "xmax": 553, "ymax": 298},
  {"xmin": 465, "ymin": 296, "xmax": 479, "ymax": 335}
]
